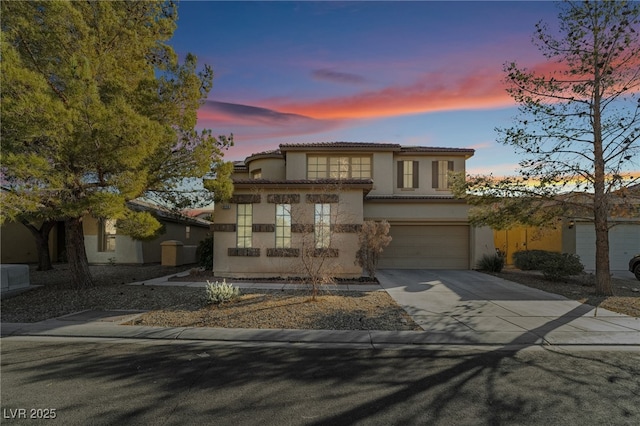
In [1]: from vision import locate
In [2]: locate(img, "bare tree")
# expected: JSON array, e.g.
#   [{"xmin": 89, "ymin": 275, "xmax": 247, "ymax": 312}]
[{"xmin": 355, "ymin": 220, "xmax": 392, "ymax": 280}]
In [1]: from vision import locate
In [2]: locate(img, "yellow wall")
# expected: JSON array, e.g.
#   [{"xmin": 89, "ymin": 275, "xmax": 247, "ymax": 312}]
[
  {"xmin": 0, "ymin": 221, "xmax": 60, "ymax": 264},
  {"xmin": 494, "ymin": 225, "xmax": 563, "ymax": 265}
]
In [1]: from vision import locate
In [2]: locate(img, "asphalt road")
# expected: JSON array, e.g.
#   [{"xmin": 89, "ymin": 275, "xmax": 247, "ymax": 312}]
[{"xmin": 1, "ymin": 337, "xmax": 639, "ymax": 425}]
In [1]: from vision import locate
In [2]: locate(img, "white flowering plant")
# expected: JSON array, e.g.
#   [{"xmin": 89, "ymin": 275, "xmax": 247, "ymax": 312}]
[{"xmin": 205, "ymin": 279, "xmax": 240, "ymax": 304}]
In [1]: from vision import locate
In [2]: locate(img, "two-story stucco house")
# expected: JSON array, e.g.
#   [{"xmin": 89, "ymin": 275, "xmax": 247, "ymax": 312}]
[{"xmin": 212, "ymin": 142, "xmax": 494, "ymax": 278}]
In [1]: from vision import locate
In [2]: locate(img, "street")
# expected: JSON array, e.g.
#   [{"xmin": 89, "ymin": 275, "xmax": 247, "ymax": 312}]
[{"xmin": 1, "ymin": 337, "xmax": 639, "ymax": 425}]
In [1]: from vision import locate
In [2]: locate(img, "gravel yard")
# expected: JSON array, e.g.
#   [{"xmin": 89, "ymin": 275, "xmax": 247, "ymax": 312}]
[
  {"xmin": 1, "ymin": 264, "xmax": 419, "ymax": 330},
  {"xmin": 2, "ymin": 264, "xmax": 637, "ymax": 329}
]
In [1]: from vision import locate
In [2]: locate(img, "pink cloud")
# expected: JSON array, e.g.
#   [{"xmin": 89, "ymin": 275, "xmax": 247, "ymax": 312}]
[{"xmin": 264, "ymin": 68, "xmax": 515, "ymax": 120}]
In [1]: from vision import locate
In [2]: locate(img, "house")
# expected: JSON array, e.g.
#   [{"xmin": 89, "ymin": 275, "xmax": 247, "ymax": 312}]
[
  {"xmin": 1, "ymin": 200, "xmax": 211, "ymax": 265},
  {"xmin": 494, "ymin": 185, "xmax": 640, "ymax": 270},
  {"xmin": 212, "ymin": 142, "xmax": 495, "ymax": 278}
]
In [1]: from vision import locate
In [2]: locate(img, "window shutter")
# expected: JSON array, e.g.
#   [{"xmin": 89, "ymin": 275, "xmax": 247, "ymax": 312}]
[
  {"xmin": 413, "ymin": 161, "xmax": 419, "ymax": 188},
  {"xmin": 447, "ymin": 161, "xmax": 454, "ymax": 188},
  {"xmin": 432, "ymin": 161, "xmax": 438, "ymax": 188},
  {"xmin": 397, "ymin": 161, "xmax": 403, "ymax": 188}
]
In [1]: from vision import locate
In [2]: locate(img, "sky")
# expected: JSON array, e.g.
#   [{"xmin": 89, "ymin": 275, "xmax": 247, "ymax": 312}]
[{"xmin": 169, "ymin": 1, "xmax": 563, "ymax": 176}]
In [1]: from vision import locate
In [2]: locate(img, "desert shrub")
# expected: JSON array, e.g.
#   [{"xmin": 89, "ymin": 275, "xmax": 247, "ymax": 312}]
[
  {"xmin": 476, "ymin": 253, "xmax": 505, "ymax": 272},
  {"xmin": 512, "ymin": 250, "xmax": 557, "ymax": 270},
  {"xmin": 205, "ymin": 279, "xmax": 240, "ymax": 304},
  {"xmin": 355, "ymin": 220, "xmax": 392, "ymax": 279},
  {"xmin": 540, "ymin": 253, "xmax": 584, "ymax": 281},
  {"xmin": 196, "ymin": 234, "xmax": 214, "ymax": 269}
]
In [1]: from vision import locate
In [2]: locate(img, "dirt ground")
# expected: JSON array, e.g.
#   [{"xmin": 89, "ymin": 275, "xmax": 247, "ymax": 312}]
[{"xmin": 2, "ymin": 264, "xmax": 637, "ymax": 329}]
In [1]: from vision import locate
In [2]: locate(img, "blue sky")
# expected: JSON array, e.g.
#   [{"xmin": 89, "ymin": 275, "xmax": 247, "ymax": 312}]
[{"xmin": 169, "ymin": 1, "xmax": 562, "ymax": 175}]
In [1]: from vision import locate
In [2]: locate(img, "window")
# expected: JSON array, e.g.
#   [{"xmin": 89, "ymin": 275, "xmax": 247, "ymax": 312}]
[
  {"xmin": 237, "ymin": 204, "xmax": 253, "ymax": 248},
  {"xmin": 185, "ymin": 226, "xmax": 191, "ymax": 240},
  {"xmin": 307, "ymin": 156, "xmax": 371, "ymax": 179},
  {"xmin": 351, "ymin": 156, "xmax": 371, "ymax": 179},
  {"xmin": 397, "ymin": 160, "xmax": 419, "ymax": 189},
  {"xmin": 252, "ymin": 169, "xmax": 262, "ymax": 179},
  {"xmin": 275, "ymin": 204, "xmax": 291, "ymax": 249},
  {"xmin": 329, "ymin": 157, "xmax": 349, "ymax": 179},
  {"xmin": 307, "ymin": 156, "xmax": 328, "ymax": 180},
  {"xmin": 98, "ymin": 219, "xmax": 117, "ymax": 252},
  {"xmin": 432, "ymin": 160, "xmax": 454, "ymax": 189},
  {"xmin": 314, "ymin": 203, "xmax": 331, "ymax": 249}
]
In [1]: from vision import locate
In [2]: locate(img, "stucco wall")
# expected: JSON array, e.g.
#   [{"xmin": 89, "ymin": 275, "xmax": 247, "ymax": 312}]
[
  {"xmin": 213, "ymin": 187, "xmax": 364, "ymax": 278},
  {"xmin": 0, "ymin": 221, "xmax": 60, "ymax": 264},
  {"xmin": 494, "ymin": 226, "xmax": 564, "ymax": 265},
  {"xmin": 364, "ymin": 200, "xmax": 470, "ymax": 222},
  {"xmin": 248, "ymin": 157, "xmax": 286, "ymax": 180}
]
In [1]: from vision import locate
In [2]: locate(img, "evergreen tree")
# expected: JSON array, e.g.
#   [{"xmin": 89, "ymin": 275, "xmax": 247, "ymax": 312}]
[{"xmin": 1, "ymin": 1, "xmax": 231, "ymax": 287}]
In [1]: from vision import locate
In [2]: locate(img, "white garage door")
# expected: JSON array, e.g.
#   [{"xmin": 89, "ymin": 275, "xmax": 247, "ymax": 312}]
[
  {"xmin": 378, "ymin": 225, "xmax": 470, "ymax": 269},
  {"xmin": 576, "ymin": 223, "xmax": 640, "ymax": 270}
]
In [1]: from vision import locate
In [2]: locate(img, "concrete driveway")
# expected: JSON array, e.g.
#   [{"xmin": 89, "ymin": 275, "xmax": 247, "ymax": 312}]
[{"xmin": 377, "ymin": 269, "xmax": 640, "ymax": 346}]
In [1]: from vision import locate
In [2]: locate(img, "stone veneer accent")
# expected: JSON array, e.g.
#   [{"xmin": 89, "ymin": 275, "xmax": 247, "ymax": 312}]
[
  {"xmin": 332, "ymin": 224, "xmax": 362, "ymax": 233},
  {"xmin": 252, "ymin": 224, "xmax": 275, "ymax": 232},
  {"xmin": 266, "ymin": 248, "xmax": 300, "ymax": 257},
  {"xmin": 228, "ymin": 248, "xmax": 260, "ymax": 257},
  {"xmin": 291, "ymin": 223, "xmax": 315, "ymax": 233},
  {"xmin": 306, "ymin": 194, "xmax": 339, "ymax": 203},
  {"xmin": 230, "ymin": 194, "xmax": 261, "ymax": 204},
  {"xmin": 267, "ymin": 194, "xmax": 301, "ymax": 204}
]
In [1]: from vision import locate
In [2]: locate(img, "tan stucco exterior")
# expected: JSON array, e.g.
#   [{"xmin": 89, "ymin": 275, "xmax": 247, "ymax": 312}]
[
  {"xmin": 214, "ymin": 142, "xmax": 495, "ymax": 278},
  {"xmin": 214, "ymin": 186, "xmax": 365, "ymax": 278}
]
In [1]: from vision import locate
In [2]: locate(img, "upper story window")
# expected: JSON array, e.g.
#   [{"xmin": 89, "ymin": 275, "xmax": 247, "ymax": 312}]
[
  {"xmin": 275, "ymin": 204, "xmax": 291, "ymax": 249},
  {"xmin": 397, "ymin": 160, "xmax": 419, "ymax": 189},
  {"xmin": 307, "ymin": 156, "xmax": 371, "ymax": 180},
  {"xmin": 251, "ymin": 169, "xmax": 262, "ymax": 179},
  {"xmin": 432, "ymin": 160, "xmax": 454, "ymax": 190},
  {"xmin": 237, "ymin": 204, "xmax": 253, "ymax": 248}
]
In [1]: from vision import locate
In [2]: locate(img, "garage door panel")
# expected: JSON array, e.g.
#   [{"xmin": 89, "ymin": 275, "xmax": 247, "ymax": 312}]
[{"xmin": 379, "ymin": 225, "xmax": 469, "ymax": 269}]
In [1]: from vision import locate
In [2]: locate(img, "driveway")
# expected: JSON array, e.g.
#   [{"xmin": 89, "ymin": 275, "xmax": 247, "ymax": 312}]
[{"xmin": 377, "ymin": 269, "xmax": 640, "ymax": 346}]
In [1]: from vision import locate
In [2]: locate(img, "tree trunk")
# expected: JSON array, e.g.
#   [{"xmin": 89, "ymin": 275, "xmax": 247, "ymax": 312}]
[
  {"xmin": 591, "ymin": 59, "xmax": 613, "ymax": 296},
  {"xmin": 21, "ymin": 220, "xmax": 55, "ymax": 271},
  {"xmin": 65, "ymin": 217, "xmax": 94, "ymax": 288},
  {"xmin": 593, "ymin": 202, "xmax": 612, "ymax": 295}
]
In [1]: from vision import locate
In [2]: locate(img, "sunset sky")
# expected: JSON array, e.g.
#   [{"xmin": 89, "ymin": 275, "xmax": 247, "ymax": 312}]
[{"xmin": 170, "ymin": 1, "xmax": 562, "ymax": 176}]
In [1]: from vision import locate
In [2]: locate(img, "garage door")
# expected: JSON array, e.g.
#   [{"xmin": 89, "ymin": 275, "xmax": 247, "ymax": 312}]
[
  {"xmin": 378, "ymin": 225, "xmax": 470, "ymax": 269},
  {"xmin": 576, "ymin": 223, "xmax": 640, "ymax": 270}
]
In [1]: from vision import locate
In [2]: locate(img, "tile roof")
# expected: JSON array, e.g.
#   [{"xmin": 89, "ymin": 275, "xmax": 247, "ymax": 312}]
[
  {"xmin": 234, "ymin": 178, "xmax": 373, "ymax": 186},
  {"xmin": 280, "ymin": 142, "xmax": 401, "ymax": 150},
  {"xmin": 400, "ymin": 146, "xmax": 475, "ymax": 154}
]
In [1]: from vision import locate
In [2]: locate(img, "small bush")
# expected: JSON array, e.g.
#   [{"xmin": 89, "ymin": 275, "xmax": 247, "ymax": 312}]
[
  {"xmin": 512, "ymin": 250, "xmax": 557, "ymax": 270},
  {"xmin": 196, "ymin": 235, "xmax": 214, "ymax": 269},
  {"xmin": 205, "ymin": 279, "xmax": 240, "ymax": 304},
  {"xmin": 540, "ymin": 253, "xmax": 584, "ymax": 281},
  {"xmin": 476, "ymin": 253, "xmax": 505, "ymax": 272}
]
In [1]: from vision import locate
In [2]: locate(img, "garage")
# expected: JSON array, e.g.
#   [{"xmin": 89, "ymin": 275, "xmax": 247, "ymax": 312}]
[
  {"xmin": 575, "ymin": 223, "xmax": 640, "ymax": 270},
  {"xmin": 378, "ymin": 224, "xmax": 470, "ymax": 269}
]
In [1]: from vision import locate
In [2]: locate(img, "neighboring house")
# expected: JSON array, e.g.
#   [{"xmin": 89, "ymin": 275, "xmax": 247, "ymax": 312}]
[
  {"xmin": 1, "ymin": 200, "xmax": 210, "ymax": 265},
  {"xmin": 212, "ymin": 142, "xmax": 495, "ymax": 278},
  {"xmin": 495, "ymin": 186, "xmax": 640, "ymax": 270}
]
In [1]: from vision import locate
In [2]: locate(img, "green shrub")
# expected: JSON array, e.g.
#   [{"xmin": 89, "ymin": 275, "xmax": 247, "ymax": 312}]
[
  {"xmin": 476, "ymin": 253, "xmax": 505, "ymax": 272},
  {"xmin": 205, "ymin": 279, "xmax": 240, "ymax": 304},
  {"xmin": 196, "ymin": 234, "xmax": 214, "ymax": 269},
  {"xmin": 540, "ymin": 253, "xmax": 584, "ymax": 281},
  {"xmin": 512, "ymin": 250, "xmax": 557, "ymax": 270}
]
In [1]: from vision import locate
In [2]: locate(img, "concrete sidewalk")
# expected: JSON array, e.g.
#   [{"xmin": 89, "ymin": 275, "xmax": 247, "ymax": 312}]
[{"xmin": 2, "ymin": 270, "xmax": 639, "ymax": 349}]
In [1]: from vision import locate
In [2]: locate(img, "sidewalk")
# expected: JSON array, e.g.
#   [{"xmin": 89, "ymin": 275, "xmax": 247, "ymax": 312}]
[{"xmin": 2, "ymin": 270, "xmax": 639, "ymax": 349}]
